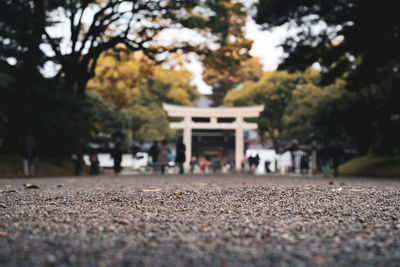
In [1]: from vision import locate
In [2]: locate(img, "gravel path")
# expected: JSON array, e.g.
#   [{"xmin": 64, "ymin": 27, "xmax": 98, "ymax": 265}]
[{"xmin": 1, "ymin": 174, "xmax": 400, "ymax": 266}]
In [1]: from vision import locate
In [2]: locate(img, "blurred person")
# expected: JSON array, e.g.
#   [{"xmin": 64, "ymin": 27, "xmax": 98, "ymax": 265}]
[
  {"xmin": 158, "ymin": 139, "xmax": 169, "ymax": 175},
  {"xmin": 131, "ymin": 141, "xmax": 140, "ymax": 156},
  {"xmin": 319, "ymin": 141, "xmax": 331, "ymax": 177},
  {"xmin": 330, "ymin": 140, "xmax": 344, "ymax": 177},
  {"xmin": 149, "ymin": 141, "xmax": 160, "ymax": 171},
  {"xmin": 72, "ymin": 151, "xmax": 84, "ymax": 176},
  {"xmin": 248, "ymin": 156, "xmax": 254, "ymax": 173},
  {"xmin": 254, "ymin": 154, "xmax": 260, "ymax": 170},
  {"xmin": 89, "ymin": 152, "xmax": 100, "ymax": 175},
  {"xmin": 111, "ymin": 145, "xmax": 123, "ymax": 175},
  {"xmin": 200, "ymin": 157, "xmax": 209, "ymax": 174},
  {"xmin": 264, "ymin": 160, "xmax": 271, "ymax": 173},
  {"xmin": 300, "ymin": 154, "xmax": 309, "ymax": 175},
  {"xmin": 211, "ymin": 157, "xmax": 221, "ymax": 173},
  {"xmin": 190, "ymin": 156, "xmax": 197, "ymax": 173},
  {"xmin": 20, "ymin": 129, "xmax": 38, "ymax": 177},
  {"xmin": 175, "ymin": 138, "xmax": 186, "ymax": 174}
]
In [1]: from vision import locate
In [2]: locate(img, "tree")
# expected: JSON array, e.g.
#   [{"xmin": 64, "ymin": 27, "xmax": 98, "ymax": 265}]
[
  {"xmin": 0, "ymin": 0, "xmax": 58, "ymax": 152},
  {"xmin": 255, "ymin": 0, "xmax": 400, "ymax": 153},
  {"xmin": 203, "ymin": 57, "xmax": 263, "ymax": 106},
  {"xmin": 284, "ymin": 79, "xmax": 356, "ymax": 144},
  {"xmin": 42, "ymin": 0, "xmax": 250, "ymax": 96},
  {"xmin": 225, "ymin": 70, "xmax": 317, "ymax": 152},
  {"xmin": 255, "ymin": 0, "xmax": 399, "ymax": 88},
  {"xmin": 87, "ymin": 50, "xmax": 200, "ymax": 141}
]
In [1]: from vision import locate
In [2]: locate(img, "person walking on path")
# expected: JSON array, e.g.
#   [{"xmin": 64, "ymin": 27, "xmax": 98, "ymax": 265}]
[
  {"xmin": 20, "ymin": 129, "xmax": 38, "ymax": 177},
  {"xmin": 72, "ymin": 151, "xmax": 84, "ymax": 176},
  {"xmin": 158, "ymin": 139, "xmax": 169, "ymax": 175},
  {"xmin": 89, "ymin": 152, "xmax": 100, "ymax": 175},
  {"xmin": 111, "ymin": 145, "xmax": 123, "ymax": 175},
  {"xmin": 319, "ymin": 141, "xmax": 331, "ymax": 177},
  {"xmin": 200, "ymin": 157, "xmax": 209, "ymax": 174},
  {"xmin": 175, "ymin": 138, "xmax": 186, "ymax": 174},
  {"xmin": 330, "ymin": 141, "xmax": 344, "ymax": 177},
  {"xmin": 149, "ymin": 141, "xmax": 160, "ymax": 171}
]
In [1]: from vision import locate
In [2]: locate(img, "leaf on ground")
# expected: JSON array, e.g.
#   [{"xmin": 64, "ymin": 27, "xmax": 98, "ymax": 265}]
[
  {"xmin": 23, "ymin": 184, "xmax": 40, "ymax": 189},
  {"xmin": 0, "ymin": 190, "xmax": 17, "ymax": 193},
  {"xmin": 141, "ymin": 187, "xmax": 162, "ymax": 192},
  {"xmin": 349, "ymin": 188, "xmax": 365, "ymax": 192},
  {"xmin": 113, "ymin": 218, "xmax": 130, "ymax": 225},
  {"xmin": 195, "ymin": 182, "xmax": 209, "ymax": 186}
]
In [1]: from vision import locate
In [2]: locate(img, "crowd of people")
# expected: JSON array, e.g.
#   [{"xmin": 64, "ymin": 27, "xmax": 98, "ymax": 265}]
[{"xmin": 17, "ymin": 129, "xmax": 345, "ymax": 177}]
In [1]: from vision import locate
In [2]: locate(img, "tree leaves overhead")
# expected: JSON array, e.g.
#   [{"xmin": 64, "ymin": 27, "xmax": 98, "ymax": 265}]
[
  {"xmin": 255, "ymin": 0, "xmax": 400, "ymax": 153},
  {"xmin": 255, "ymin": 0, "xmax": 400, "ymax": 90},
  {"xmin": 203, "ymin": 57, "xmax": 263, "ymax": 106},
  {"xmin": 40, "ymin": 0, "xmax": 250, "ymax": 96}
]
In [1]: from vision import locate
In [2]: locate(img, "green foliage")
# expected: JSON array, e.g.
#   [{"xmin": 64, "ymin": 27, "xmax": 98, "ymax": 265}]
[
  {"xmin": 255, "ymin": 0, "xmax": 400, "ymax": 153},
  {"xmin": 224, "ymin": 69, "xmax": 352, "ymax": 152},
  {"xmin": 255, "ymin": 0, "xmax": 399, "ymax": 89},
  {"xmin": 0, "ymin": 0, "xmax": 252, "ymax": 157},
  {"xmin": 87, "ymin": 50, "xmax": 200, "ymax": 141},
  {"xmin": 203, "ymin": 57, "xmax": 264, "ymax": 106}
]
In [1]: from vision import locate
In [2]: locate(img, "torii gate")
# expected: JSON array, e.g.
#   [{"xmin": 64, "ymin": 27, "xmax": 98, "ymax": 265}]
[{"xmin": 162, "ymin": 103, "xmax": 264, "ymax": 171}]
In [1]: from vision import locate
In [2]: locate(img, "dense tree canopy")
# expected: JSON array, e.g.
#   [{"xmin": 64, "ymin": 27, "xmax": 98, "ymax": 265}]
[
  {"xmin": 88, "ymin": 50, "xmax": 200, "ymax": 141},
  {"xmin": 255, "ymin": 0, "xmax": 399, "ymax": 88},
  {"xmin": 255, "ymin": 0, "xmax": 400, "ymax": 153},
  {"xmin": 40, "ymin": 0, "xmax": 250, "ymax": 96},
  {"xmin": 224, "ymin": 69, "xmax": 353, "ymax": 152},
  {"xmin": 203, "ymin": 57, "xmax": 263, "ymax": 106},
  {"xmin": 0, "ymin": 0, "xmax": 251, "ymax": 155}
]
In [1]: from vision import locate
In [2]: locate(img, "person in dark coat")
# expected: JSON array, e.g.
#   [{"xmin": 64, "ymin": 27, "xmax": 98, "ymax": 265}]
[
  {"xmin": 300, "ymin": 154, "xmax": 309, "ymax": 174},
  {"xmin": 264, "ymin": 160, "xmax": 271, "ymax": 173},
  {"xmin": 72, "ymin": 151, "xmax": 84, "ymax": 176},
  {"xmin": 20, "ymin": 129, "xmax": 38, "ymax": 177},
  {"xmin": 111, "ymin": 145, "xmax": 123, "ymax": 175},
  {"xmin": 175, "ymin": 138, "xmax": 186, "ymax": 174},
  {"xmin": 89, "ymin": 152, "xmax": 100, "ymax": 175},
  {"xmin": 330, "ymin": 141, "xmax": 344, "ymax": 177},
  {"xmin": 149, "ymin": 141, "xmax": 160, "ymax": 171},
  {"xmin": 158, "ymin": 139, "xmax": 169, "ymax": 174}
]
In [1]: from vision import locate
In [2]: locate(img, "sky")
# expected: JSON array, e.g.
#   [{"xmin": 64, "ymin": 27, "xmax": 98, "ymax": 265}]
[{"xmin": 184, "ymin": 18, "xmax": 287, "ymax": 95}]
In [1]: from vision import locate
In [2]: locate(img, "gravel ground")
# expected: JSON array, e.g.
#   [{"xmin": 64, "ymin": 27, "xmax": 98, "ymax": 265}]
[{"xmin": 1, "ymin": 174, "xmax": 400, "ymax": 267}]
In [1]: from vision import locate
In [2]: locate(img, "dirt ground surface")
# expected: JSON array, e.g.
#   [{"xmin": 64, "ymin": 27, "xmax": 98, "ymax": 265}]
[{"xmin": 1, "ymin": 174, "xmax": 400, "ymax": 266}]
